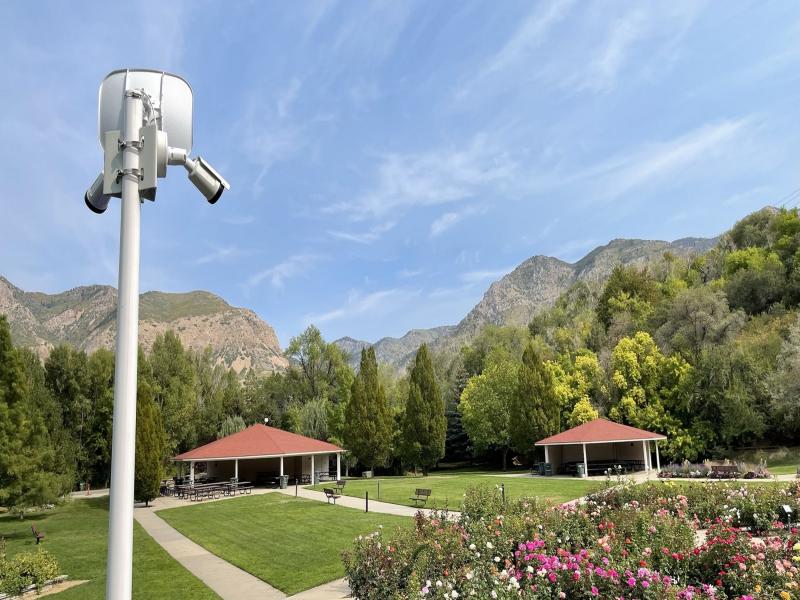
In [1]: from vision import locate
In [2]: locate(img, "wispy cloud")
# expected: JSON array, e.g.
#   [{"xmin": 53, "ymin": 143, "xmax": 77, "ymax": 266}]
[
  {"xmin": 457, "ymin": 0, "xmax": 574, "ymax": 98},
  {"xmin": 328, "ymin": 134, "xmax": 515, "ymax": 219},
  {"xmin": 460, "ymin": 266, "xmax": 515, "ymax": 284},
  {"xmin": 247, "ymin": 254, "xmax": 321, "ymax": 288},
  {"xmin": 328, "ymin": 221, "xmax": 395, "ymax": 244},
  {"xmin": 578, "ymin": 9, "xmax": 648, "ymax": 92},
  {"xmin": 398, "ymin": 268, "xmax": 423, "ymax": 279},
  {"xmin": 305, "ymin": 288, "xmax": 420, "ymax": 325},
  {"xmin": 430, "ymin": 206, "xmax": 485, "ymax": 237},
  {"xmin": 558, "ymin": 119, "xmax": 751, "ymax": 202},
  {"xmin": 194, "ymin": 245, "xmax": 244, "ymax": 265}
]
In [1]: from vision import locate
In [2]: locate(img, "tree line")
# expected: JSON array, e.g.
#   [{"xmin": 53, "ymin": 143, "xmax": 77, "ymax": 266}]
[{"xmin": 4, "ymin": 206, "xmax": 800, "ymax": 512}]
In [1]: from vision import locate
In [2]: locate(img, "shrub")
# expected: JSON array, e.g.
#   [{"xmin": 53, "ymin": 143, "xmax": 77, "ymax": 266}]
[{"xmin": 0, "ymin": 543, "xmax": 60, "ymax": 596}]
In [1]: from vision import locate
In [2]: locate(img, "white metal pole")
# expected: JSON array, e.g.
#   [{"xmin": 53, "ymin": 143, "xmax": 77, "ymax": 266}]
[
  {"xmin": 642, "ymin": 441, "xmax": 649, "ymax": 472},
  {"xmin": 235, "ymin": 459, "xmax": 238, "ymax": 480},
  {"xmin": 311, "ymin": 454, "xmax": 315, "ymax": 484},
  {"xmin": 280, "ymin": 456, "xmax": 284, "ymax": 477},
  {"xmin": 106, "ymin": 90, "xmax": 143, "ymax": 600},
  {"xmin": 336, "ymin": 454, "xmax": 341, "ymax": 480}
]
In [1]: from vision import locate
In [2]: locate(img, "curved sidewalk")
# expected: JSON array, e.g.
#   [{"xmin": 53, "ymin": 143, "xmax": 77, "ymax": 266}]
[{"xmin": 134, "ymin": 504, "xmax": 287, "ymax": 600}]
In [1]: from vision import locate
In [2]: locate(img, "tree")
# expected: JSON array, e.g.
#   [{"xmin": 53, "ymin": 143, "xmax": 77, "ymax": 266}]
[
  {"xmin": 299, "ymin": 398, "xmax": 329, "ymax": 440},
  {"xmin": 217, "ymin": 415, "xmax": 246, "ymax": 439},
  {"xmin": 768, "ymin": 314, "xmax": 800, "ymax": 438},
  {"xmin": 343, "ymin": 348, "xmax": 393, "ymax": 472},
  {"xmin": 723, "ymin": 248, "xmax": 785, "ymax": 314},
  {"xmin": 608, "ymin": 332, "xmax": 695, "ymax": 459},
  {"xmin": 0, "ymin": 316, "xmax": 68, "ymax": 516},
  {"xmin": 444, "ymin": 365, "xmax": 471, "ymax": 462},
  {"xmin": 134, "ymin": 380, "xmax": 165, "ymax": 507},
  {"xmin": 509, "ymin": 344, "xmax": 559, "ymax": 461},
  {"xmin": 596, "ymin": 265, "xmax": 659, "ymax": 329},
  {"xmin": 459, "ymin": 352, "xmax": 518, "ymax": 469},
  {"xmin": 398, "ymin": 345, "xmax": 446, "ymax": 474},
  {"xmin": 569, "ymin": 397, "xmax": 598, "ymax": 427},
  {"xmin": 149, "ymin": 331, "xmax": 197, "ymax": 455},
  {"xmin": 285, "ymin": 325, "xmax": 350, "ymax": 403},
  {"xmin": 655, "ymin": 287, "xmax": 744, "ymax": 364},
  {"xmin": 44, "ymin": 345, "xmax": 90, "ymax": 482},
  {"xmin": 84, "ymin": 349, "xmax": 115, "ymax": 486}
]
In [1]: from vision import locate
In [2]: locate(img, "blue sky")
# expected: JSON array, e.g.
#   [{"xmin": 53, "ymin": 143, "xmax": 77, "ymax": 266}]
[{"xmin": 2, "ymin": 2, "xmax": 800, "ymax": 346}]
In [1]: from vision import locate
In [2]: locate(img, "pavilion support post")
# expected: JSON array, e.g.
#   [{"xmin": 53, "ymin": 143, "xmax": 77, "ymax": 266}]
[
  {"xmin": 655, "ymin": 441, "xmax": 660, "ymax": 471},
  {"xmin": 234, "ymin": 459, "xmax": 238, "ymax": 480},
  {"xmin": 190, "ymin": 461, "xmax": 195, "ymax": 484},
  {"xmin": 544, "ymin": 446, "xmax": 549, "ymax": 464},
  {"xmin": 642, "ymin": 441, "xmax": 649, "ymax": 472},
  {"xmin": 311, "ymin": 454, "xmax": 315, "ymax": 485},
  {"xmin": 582, "ymin": 443, "xmax": 588, "ymax": 478},
  {"xmin": 280, "ymin": 456, "xmax": 284, "ymax": 477},
  {"xmin": 336, "ymin": 453, "xmax": 341, "ymax": 480}
]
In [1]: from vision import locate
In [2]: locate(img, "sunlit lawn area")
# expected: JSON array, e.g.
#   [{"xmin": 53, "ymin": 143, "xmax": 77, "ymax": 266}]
[
  {"xmin": 310, "ymin": 470, "xmax": 599, "ymax": 509},
  {"xmin": 158, "ymin": 493, "xmax": 410, "ymax": 595},
  {"xmin": 0, "ymin": 498, "xmax": 218, "ymax": 599},
  {"xmin": 731, "ymin": 446, "xmax": 800, "ymax": 476}
]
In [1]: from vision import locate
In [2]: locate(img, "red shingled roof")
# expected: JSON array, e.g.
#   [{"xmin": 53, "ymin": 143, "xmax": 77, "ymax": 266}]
[
  {"xmin": 175, "ymin": 424, "xmax": 343, "ymax": 460},
  {"xmin": 535, "ymin": 418, "xmax": 666, "ymax": 445}
]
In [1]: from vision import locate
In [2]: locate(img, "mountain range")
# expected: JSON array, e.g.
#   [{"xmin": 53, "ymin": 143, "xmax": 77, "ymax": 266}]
[
  {"xmin": 333, "ymin": 236, "xmax": 717, "ymax": 368},
  {"xmin": 0, "ymin": 235, "xmax": 717, "ymax": 373},
  {"xmin": 0, "ymin": 276, "xmax": 288, "ymax": 373}
]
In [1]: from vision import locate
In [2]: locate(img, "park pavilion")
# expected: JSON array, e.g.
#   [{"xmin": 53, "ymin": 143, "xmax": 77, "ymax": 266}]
[
  {"xmin": 175, "ymin": 424, "xmax": 344, "ymax": 485},
  {"xmin": 535, "ymin": 418, "xmax": 666, "ymax": 476}
]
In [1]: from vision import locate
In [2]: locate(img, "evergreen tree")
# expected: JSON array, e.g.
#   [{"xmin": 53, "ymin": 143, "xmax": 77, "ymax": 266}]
[
  {"xmin": 0, "ymin": 316, "xmax": 67, "ymax": 516},
  {"xmin": 134, "ymin": 379, "xmax": 165, "ymax": 507},
  {"xmin": 399, "ymin": 345, "xmax": 446, "ymax": 474},
  {"xmin": 509, "ymin": 343, "xmax": 560, "ymax": 460},
  {"xmin": 343, "ymin": 348, "xmax": 392, "ymax": 472},
  {"xmin": 444, "ymin": 365, "xmax": 471, "ymax": 462}
]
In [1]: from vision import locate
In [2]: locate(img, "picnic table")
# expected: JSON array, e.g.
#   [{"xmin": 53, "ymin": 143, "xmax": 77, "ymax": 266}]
[{"xmin": 172, "ymin": 480, "xmax": 253, "ymax": 501}]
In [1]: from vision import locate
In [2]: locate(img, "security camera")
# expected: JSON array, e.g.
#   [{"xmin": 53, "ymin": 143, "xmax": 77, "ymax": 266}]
[
  {"xmin": 168, "ymin": 147, "xmax": 229, "ymax": 204},
  {"xmin": 85, "ymin": 173, "xmax": 112, "ymax": 214}
]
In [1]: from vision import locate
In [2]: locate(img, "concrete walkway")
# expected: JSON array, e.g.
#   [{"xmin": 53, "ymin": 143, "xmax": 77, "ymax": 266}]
[
  {"xmin": 134, "ymin": 503, "xmax": 287, "ymax": 600},
  {"xmin": 277, "ymin": 486, "xmax": 461, "ymax": 519}
]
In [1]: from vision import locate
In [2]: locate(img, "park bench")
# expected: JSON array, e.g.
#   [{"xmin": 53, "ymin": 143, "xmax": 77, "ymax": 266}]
[
  {"xmin": 31, "ymin": 525, "xmax": 44, "ymax": 545},
  {"xmin": 409, "ymin": 488, "xmax": 431, "ymax": 507},
  {"xmin": 710, "ymin": 465, "xmax": 739, "ymax": 479},
  {"xmin": 323, "ymin": 488, "xmax": 341, "ymax": 504},
  {"xmin": 334, "ymin": 480, "xmax": 346, "ymax": 493}
]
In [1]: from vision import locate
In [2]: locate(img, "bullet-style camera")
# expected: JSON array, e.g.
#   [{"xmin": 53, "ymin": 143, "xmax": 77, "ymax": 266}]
[{"xmin": 85, "ymin": 173, "xmax": 112, "ymax": 214}]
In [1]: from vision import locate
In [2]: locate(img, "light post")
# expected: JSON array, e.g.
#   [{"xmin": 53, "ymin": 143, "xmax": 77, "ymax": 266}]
[{"xmin": 85, "ymin": 69, "xmax": 229, "ymax": 600}]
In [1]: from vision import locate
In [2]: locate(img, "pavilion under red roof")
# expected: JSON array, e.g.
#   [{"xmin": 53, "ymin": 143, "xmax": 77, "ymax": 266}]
[
  {"xmin": 535, "ymin": 418, "xmax": 666, "ymax": 446},
  {"xmin": 175, "ymin": 424, "xmax": 343, "ymax": 461}
]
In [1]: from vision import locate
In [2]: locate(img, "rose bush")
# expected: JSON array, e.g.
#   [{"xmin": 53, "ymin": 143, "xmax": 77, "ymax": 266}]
[{"xmin": 343, "ymin": 482, "xmax": 800, "ymax": 599}]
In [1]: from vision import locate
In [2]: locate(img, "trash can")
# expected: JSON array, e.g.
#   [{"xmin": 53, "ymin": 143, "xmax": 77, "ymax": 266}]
[
  {"xmin": 576, "ymin": 463, "xmax": 585, "ymax": 478},
  {"xmin": 543, "ymin": 463, "xmax": 553, "ymax": 476},
  {"xmin": 313, "ymin": 472, "xmax": 320, "ymax": 485},
  {"xmin": 78, "ymin": 482, "xmax": 84, "ymax": 492},
  {"xmin": 279, "ymin": 475, "xmax": 288, "ymax": 489}
]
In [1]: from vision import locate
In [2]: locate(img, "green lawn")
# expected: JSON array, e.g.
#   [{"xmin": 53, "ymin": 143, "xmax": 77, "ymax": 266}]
[
  {"xmin": 310, "ymin": 471, "xmax": 599, "ymax": 509},
  {"xmin": 158, "ymin": 493, "xmax": 410, "ymax": 595},
  {"xmin": 0, "ymin": 498, "xmax": 218, "ymax": 599},
  {"xmin": 730, "ymin": 446, "xmax": 800, "ymax": 476}
]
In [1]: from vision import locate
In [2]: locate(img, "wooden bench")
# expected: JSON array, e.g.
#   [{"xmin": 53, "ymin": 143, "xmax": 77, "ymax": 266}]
[
  {"xmin": 409, "ymin": 488, "xmax": 431, "ymax": 507},
  {"xmin": 323, "ymin": 488, "xmax": 341, "ymax": 504},
  {"xmin": 31, "ymin": 525, "xmax": 44, "ymax": 545},
  {"xmin": 334, "ymin": 480, "xmax": 346, "ymax": 492},
  {"xmin": 710, "ymin": 465, "xmax": 739, "ymax": 479}
]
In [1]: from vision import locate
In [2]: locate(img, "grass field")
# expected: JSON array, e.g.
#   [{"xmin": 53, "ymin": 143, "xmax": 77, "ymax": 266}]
[
  {"xmin": 731, "ymin": 446, "xmax": 800, "ymax": 476},
  {"xmin": 0, "ymin": 498, "xmax": 218, "ymax": 599},
  {"xmin": 309, "ymin": 470, "xmax": 600, "ymax": 509},
  {"xmin": 158, "ymin": 493, "xmax": 410, "ymax": 595}
]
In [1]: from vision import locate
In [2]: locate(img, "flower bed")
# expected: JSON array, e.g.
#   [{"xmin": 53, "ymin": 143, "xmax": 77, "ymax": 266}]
[
  {"xmin": 343, "ymin": 482, "xmax": 800, "ymax": 599},
  {"xmin": 658, "ymin": 461, "xmax": 771, "ymax": 480}
]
